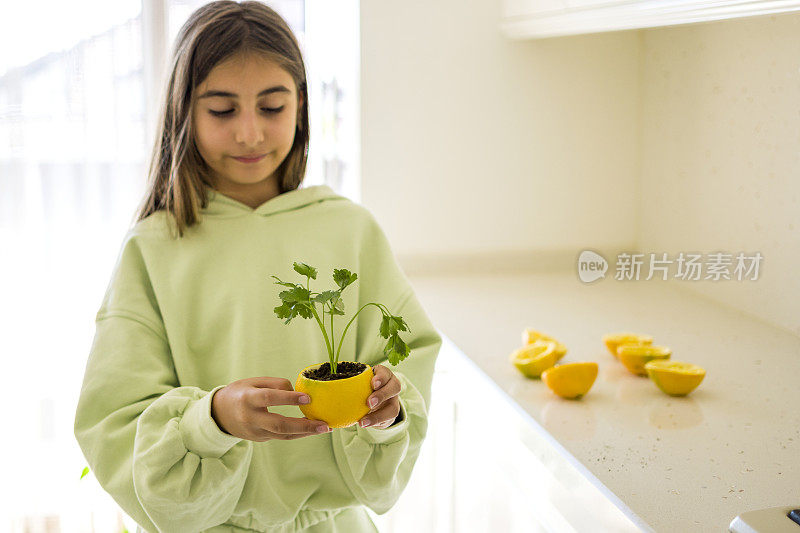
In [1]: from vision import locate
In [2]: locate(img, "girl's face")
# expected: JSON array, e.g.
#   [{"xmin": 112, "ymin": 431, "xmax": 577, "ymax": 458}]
[{"xmin": 192, "ymin": 52, "xmax": 302, "ymax": 205}]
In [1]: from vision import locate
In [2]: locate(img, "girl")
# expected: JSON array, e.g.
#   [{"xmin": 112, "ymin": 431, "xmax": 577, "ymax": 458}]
[{"xmin": 73, "ymin": 2, "xmax": 442, "ymax": 532}]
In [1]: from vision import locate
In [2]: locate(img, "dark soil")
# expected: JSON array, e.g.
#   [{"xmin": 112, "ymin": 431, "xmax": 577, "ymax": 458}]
[{"xmin": 304, "ymin": 361, "xmax": 369, "ymax": 381}]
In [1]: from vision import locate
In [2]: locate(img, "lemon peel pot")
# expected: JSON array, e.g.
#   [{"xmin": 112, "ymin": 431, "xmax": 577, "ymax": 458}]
[{"xmin": 294, "ymin": 362, "xmax": 373, "ymax": 428}]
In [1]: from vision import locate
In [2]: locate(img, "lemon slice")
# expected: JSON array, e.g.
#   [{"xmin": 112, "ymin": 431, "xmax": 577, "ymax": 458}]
[
  {"xmin": 510, "ymin": 339, "xmax": 558, "ymax": 378},
  {"xmin": 644, "ymin": 360, "xmax": 705, "ymax": 396},
  {"xmin": 541, "ymin": 362, "xmax": 599, "ymax": 399},
  {"xmin": 617, "ymin": 344, "xmax": 671, "ymax": 376},
  {"xmin": 602, "ymin": 332, "xmax": 653, "ymax": 359},
  {"xmin": 522, "ymin": 328, "xmax": 568, "ymax": 361}
]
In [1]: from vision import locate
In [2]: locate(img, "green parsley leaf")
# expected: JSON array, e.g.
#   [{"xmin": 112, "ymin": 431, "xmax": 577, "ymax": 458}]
[
  {"xmin": 313, "ymin": 290, "xmax": 339, "ymax": 305},
  {"xmin": 333, "ymin": 269, "xmax": 357, "ymax": 290},
  {"xmin": 270, "ymin": 275, "xmax": 297, "ymax": 288},
  {"xmin": 379, "ymin": 315, "xmax": 392, "ymax": 338},
  {"xmin": 326, "ymin": 293, "xmax": 345, "ymax": 316},
  {"xmin": 274, "ymin": 303, "xmax": 294, "ymax": 324},
  {"xmin": 274, "ymin": 298, "xmax": 313, "ymax": 324},
  {"xmin": 295, "ymin": 304, "xmax": 313, "ymax": 319},
  {"xmin": 383, "ymin": 335, "xmax": 395, "ymax": 359},
  {"xmin": 385, "ymin": 334, "xmax": 410, "ymax": 365},
  {"xmin": 279, "ymin": 286, "xmax": 311, "ymax": 305},
  {"xmin": 394, "ymin": 315, "xmax": 410, "ymax": 333},
  {"xmin": 293, "ymin": 262, "xmax": 317, "ymax": 279},
  {"xmin": 379, "ymin": 315, "xmax": 410, "ymax": 338}
]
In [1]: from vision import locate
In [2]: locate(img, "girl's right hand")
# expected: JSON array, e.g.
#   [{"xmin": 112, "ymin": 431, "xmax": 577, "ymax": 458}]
[{"xmin": 210, "ymin": 377, "xmax": 332, "ymax": 442}]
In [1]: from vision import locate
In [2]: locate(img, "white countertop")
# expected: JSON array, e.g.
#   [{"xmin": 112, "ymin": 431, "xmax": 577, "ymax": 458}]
[{"xmin": 407, "ymin": 269, "xmax": 800, "ymax": 532}]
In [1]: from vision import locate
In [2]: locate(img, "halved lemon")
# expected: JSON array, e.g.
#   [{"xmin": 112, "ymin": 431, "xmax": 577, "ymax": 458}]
[
  {"xmin": 541, "ymin": 362, "xmax": 599, "ymax": 399},
  {"xmin": 644, "ymin": 360, "xmax": 705, "ymax": 396},
  {"xmin": 602, "ymin": 332, "xmax": 653, "ymax": 359},
  {"xmin": 295, "ymin": 362, "xmax": 373, "ymax": 428},
  {"xmin": 522, "ymin": 328, "xmax": 567, "ymax": 361},
  {"xmin": 617, "ymin": 344, "xmax": 671, "ymax": 376},
  {"xmin": 510, "ymin": 339, "xmax": 558, "ymax": 378}
]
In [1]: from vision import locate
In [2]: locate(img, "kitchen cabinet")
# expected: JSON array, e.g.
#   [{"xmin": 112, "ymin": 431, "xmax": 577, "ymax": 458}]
[
  {"xmin": 368, "ymin": 338, "xmax": 644, "ymax": 532},
  {"xmin": 441, "ymin": 341, "xmax": 643, "ymax": 532},
  {"xmin": 501, "ymin": 0, "xmax": 800, "ymax": 39}
]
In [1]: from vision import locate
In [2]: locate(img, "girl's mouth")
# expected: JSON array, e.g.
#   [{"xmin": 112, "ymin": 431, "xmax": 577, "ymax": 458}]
[{"xmin": 233, "ymin": 154, "xmax": 266, "ymax": 163}]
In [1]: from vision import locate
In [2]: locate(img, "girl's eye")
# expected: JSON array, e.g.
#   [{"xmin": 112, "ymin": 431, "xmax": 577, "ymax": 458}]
[{"xmin": 209, "ymin": 106, "xmax": 285, "ymax": 117}]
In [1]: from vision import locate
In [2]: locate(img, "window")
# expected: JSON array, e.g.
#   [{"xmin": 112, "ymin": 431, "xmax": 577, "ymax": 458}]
[
  {"xmin": 0, "ymin": 1, "xmax": 361, "ymax": 530},
  {"xmin": 0, "ymin": 2, "xmax": 147, "ymax": 531}
]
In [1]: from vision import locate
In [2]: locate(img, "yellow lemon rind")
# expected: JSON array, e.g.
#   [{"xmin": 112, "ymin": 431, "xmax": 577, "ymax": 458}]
[
  {"xmin": 602, "ymin": 332, "xmax": 654, "ymax": 359},
  {"xmin": 295, "ymin": 362, "xmax": 373, "ymax": 428},
  {"xmin": 522, "ymin": 328, "xmax": 568, "ymax": 361},
  {"xmin": 510, "ymin": 340, "xmax": 558, "ymax": 379},
  {"xmin": 541, "ymin": 362, "xmax": 599, "ymax": 400},
  {"xmin": 644, "ymin": 360, "xmax": 706, "ymax": 396},
  {"xmin": 617, "ymin": 344, "xmax": 672, "ymax": 376}
]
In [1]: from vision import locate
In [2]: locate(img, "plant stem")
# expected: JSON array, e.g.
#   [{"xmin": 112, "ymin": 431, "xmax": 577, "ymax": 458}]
[
  {"xmin": 319, "ymin": 294, "xmax": 325, "ymax": 339},
  {"xmin": 328, "ymin": 301, "xmax": 336, "ymax": 373},
  {"xmin": 305, "ymin": 276, "xmax": 335, "ymax": 374},
  {"xmin": 334, "ymin": 303, "xmax": 387, "ymax": 365},
  {"xmin": 308, "ymin": 305, "xmax": 334, "ymax": 370}
]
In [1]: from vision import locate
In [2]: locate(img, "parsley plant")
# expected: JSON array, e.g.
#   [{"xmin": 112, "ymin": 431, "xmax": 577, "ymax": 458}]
[{"xmin": 272, "ymin": 262, "xmax": 411, "ymax": 374}]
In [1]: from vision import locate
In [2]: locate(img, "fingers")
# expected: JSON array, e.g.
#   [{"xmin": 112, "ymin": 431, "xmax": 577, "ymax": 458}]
[
  {"xmin": 359, "ymin": 396, "xmax": 400, "ymax": 428},
  {"xmin": 248, "ymin": 387, "xmax": 310, "ymax": 410},
  {"xmin": 255, "ymin": 412, "xmax": 331, "ymax": 439},
  {"xmin": 239, "ymin": 379, "xmax": 331, "ymax": 440},
  {"xmin": 360, "ymin": 367, "xmax": 402, "ymax": 428},
  {"xmin": 371, "ymin": 364, "xmax": 391, "ymax": 390},
  {"xmin": 244, "ymin": 376, "xmax": 295, "ymax": 391},
  {"xmin": 366, "ymin": 370, "xmax": 401, "ymax": 411}
]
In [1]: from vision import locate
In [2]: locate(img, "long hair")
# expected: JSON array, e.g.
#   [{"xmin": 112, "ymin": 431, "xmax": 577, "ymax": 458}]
[{"xmin": 133, "ymin": 1, "xmax": 309, "ymax": 238}]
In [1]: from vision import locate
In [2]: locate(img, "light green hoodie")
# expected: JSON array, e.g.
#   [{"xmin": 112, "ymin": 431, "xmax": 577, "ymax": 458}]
[{"xmin": 74, "ymin": 184, "xmax": 442, "ymax": 532}]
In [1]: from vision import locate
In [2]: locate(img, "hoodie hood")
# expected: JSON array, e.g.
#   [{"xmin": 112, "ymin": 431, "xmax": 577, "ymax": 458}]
[{"xmin": 201, "ymin": 184, "xmax": 346, "ymax": 218}]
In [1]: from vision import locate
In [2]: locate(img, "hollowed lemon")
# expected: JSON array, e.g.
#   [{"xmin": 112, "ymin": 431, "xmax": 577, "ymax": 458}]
[
  {"xmin": 522, "ymin": 328, "xmax": 567, "ymax": 361},
  {"xmin": 602, "ymin": 332, "xmax": 653, "ymax": 359},
  {"xmin": 294, "ymin": 362, "xmax": 373, "ymax": 428},
  {"xmin": 510, "ymin": 340, "xmax": 558, "ymax": 378},
  {"xmin": 617, "ymin": 344, "xmax": 672, "ymax": 376},
  {"xmin": 541, "ymin": 362, "xmax": 599, "ymax": 399},
  {"xmin": 644, "ymin": 360, "xmax": 705, "ymax": 396}
]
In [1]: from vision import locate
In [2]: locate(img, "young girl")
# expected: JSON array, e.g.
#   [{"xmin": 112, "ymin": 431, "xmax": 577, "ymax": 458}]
[{"xmin": 73, "ymin": 2, "xmax": 442, "ymax": 532}]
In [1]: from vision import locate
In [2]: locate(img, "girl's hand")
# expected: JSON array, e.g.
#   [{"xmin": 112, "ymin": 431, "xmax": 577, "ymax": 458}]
[
  {"xmin": 358, "ymin": 364, "xmax": 402, "ymax": 429},
  {"xmin": 211, "ymin": 377, "xmax": 333, "ymax": 442}
]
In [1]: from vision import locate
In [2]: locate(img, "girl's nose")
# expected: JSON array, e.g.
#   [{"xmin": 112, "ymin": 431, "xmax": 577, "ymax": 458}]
[{"xmin": 234, "ymin": 111, "xmax": 265, "ymax": 146}]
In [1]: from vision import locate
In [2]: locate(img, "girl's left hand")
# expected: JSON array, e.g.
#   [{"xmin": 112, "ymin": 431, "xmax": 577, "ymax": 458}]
[{"xmin": 357, "ymin": 364, "xmax": 402, "ymax": 429}]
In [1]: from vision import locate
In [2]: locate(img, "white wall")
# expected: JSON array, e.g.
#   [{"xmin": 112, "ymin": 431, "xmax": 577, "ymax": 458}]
[
  {"xmin": 359, "ymin": 3, "xmax": 799, "ymax": 335},
  {"xmin": 359, "ymin": 0, "xmax": 641, "ymax": 265},
  {"xmin": 640, "ymin": 13, "xmax": 800, "ymax": 336}
]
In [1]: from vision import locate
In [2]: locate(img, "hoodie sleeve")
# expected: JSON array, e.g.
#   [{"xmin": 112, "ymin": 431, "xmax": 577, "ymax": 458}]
[
  {"xmin": 73, "ymin": 232, "xmax": 253, "ymax": 532},
  {"xmin": 330, "ymin": 210, "xmax": 443, "ymax": 515}
]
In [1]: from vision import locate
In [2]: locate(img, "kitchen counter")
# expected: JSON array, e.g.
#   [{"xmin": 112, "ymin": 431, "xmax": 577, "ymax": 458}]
[{"xmin": 406, "ymin": 269, "xmax": 800, "ymax": 532}]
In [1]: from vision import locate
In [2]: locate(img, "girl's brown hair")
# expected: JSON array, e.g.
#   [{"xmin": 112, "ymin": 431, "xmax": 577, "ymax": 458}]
[{"xmin": 133, "ymin": 1, "xmax": 309, "ymax": 238}]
